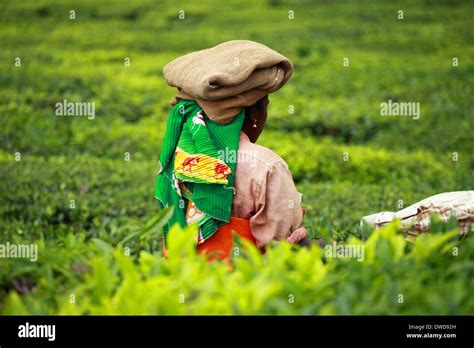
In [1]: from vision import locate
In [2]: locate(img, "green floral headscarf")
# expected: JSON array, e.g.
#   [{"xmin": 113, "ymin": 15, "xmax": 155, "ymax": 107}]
[{"xmin": 155, "ymin": 99, "xmax": 244, "ymax": 246}]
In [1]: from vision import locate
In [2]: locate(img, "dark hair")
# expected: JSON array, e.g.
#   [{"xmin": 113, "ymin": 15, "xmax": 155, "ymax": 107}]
[
  {"xmin": 254, "ymin": 97, "xmax": 267, "ymax": 111},
  {"xmin": 245, "ymin": 96, "xmax": 268, "ymax": 117}
]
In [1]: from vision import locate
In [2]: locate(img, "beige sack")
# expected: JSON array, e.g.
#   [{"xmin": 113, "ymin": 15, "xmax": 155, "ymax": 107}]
[
  {"xmin": 361, "ymin": 191, "xmax": 474, "ymax": 236},
  {"xmin": 163, "ymin": 40, "xmax": 293, "ymax": 123}
]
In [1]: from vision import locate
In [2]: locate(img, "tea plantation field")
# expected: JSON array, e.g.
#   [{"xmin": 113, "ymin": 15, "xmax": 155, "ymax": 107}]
[{"xmin": 0, "ymin": 0, "xmax": 473, "ymax": 314}]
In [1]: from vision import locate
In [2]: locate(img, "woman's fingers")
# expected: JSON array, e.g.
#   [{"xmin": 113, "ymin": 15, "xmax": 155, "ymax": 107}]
[{"xmin": 287, "ymin": 227, "xmax": 307, "ymax": 243}]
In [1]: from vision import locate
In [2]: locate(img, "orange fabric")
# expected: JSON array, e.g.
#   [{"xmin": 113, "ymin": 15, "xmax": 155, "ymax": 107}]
[
  {"xmin": 162, "ymin": 217, "xmax": 257, "ymax": 262},
  {"xmin": 162, "ymin": 236, "xmax": 169, "ymax": 258},
  {"xmin": 197, "ymin": 216, "xmax": 256, "ymax": 262}
]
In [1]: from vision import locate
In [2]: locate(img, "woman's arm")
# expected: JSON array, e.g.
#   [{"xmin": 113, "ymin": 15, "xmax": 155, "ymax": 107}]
[{"xmin": 249, "ymin": 161, "xmax": 305, "ymax": 248}]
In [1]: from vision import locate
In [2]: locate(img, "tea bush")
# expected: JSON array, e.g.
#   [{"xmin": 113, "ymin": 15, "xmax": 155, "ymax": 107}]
[{"xmin": 2, "ymin": 216, "xmax": 473, "ymax": 315}]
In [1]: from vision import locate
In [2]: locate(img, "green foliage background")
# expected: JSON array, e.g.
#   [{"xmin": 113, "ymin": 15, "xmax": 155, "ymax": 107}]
[{"xmin": 0, "ymin": 0, "xmax": 473, "ymax": 314}]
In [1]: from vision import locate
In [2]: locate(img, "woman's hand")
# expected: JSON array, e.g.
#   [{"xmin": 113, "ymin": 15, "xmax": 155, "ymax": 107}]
[{"xmin": 287, "ymin": 226, "xmax": 307, "ymax": 243}]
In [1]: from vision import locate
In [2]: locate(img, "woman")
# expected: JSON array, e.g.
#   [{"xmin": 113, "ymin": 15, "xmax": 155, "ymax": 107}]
[{"xmin": 155, "ymin": 40, "xmax": 307, "ymax": 261}]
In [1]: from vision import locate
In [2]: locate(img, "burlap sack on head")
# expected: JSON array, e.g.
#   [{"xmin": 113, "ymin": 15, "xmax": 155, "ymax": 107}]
[{"xmin": 163, "ymin": 40, "xmax": 293, "ymax": 124}]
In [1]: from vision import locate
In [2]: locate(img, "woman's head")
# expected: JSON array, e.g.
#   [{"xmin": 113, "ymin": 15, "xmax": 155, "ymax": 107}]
[{"xmin": 242, "ymin": 96, "xmax": 269, "ymax": 143}]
